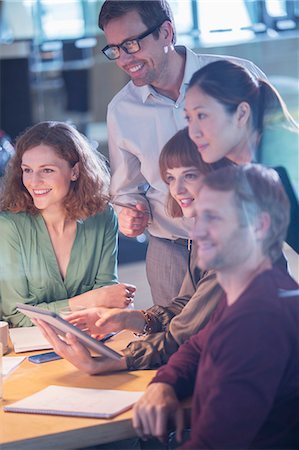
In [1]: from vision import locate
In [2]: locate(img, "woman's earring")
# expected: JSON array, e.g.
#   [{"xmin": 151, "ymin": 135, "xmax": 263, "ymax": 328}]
[
  {"xmin": 170, "ymin": 43, "xmax": 174, "ymax": 51},
  {"xmin": 163, "ymin": 45, "xmax": 169, "ymax": 54}
]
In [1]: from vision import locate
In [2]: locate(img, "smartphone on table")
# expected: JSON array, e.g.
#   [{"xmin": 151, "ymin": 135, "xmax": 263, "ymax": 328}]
[{"xmin": 28, "ymin": 351, "xmax": 62, "ymax": 364}]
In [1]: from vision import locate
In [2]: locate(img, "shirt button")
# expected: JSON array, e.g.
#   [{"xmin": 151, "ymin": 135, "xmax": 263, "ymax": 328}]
[{"xmin": 174, "ymin": 103, "xmax": 179, "ymax": 109}]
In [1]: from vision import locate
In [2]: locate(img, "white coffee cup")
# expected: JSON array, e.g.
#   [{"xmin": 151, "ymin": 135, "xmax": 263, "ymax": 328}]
[{"xmin": 0, "ymin": 321, "xmax": 9, "ymax": 355}]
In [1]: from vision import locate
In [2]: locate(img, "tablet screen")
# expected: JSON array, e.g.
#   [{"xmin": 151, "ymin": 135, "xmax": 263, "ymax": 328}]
[{"xmin": 16, "ymin": 303, "xmax": 122, "ymax": 361}]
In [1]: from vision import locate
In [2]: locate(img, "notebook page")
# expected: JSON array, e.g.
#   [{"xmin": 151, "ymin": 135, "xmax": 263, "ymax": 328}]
[
  {"xmin": 9, "ymin": 327, "xmax": 52, "ymax": 353},
  {"xmin": 4, "ymin": 385, "xmax": 144, "ymax": 419}
]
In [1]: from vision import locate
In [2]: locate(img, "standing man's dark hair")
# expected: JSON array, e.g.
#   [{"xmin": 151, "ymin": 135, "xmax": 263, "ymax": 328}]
[{"xmin": 98, "ymin": 0, "xmax": 176, "ymax": 43}]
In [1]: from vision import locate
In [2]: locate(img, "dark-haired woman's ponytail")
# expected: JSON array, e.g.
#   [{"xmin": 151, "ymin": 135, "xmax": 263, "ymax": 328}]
[
  {"xmin": 257, "ymin": 81, "xmax": 266, "ymax": 134},
  {"xmin": 259, "ymin": 79, "xmax": 298, "ymax": 131}
]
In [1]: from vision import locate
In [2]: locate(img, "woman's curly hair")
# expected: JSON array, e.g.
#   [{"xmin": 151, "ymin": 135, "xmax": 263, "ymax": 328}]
[{"xmin": 0, "ymin": 121, "xmax": 110, "ymax": 220}]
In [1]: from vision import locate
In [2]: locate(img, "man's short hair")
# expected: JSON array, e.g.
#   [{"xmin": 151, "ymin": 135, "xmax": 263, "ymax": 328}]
[
  {"xmin": 201, "ymin": 164, "xmax": 290, "ymax": 262},
  {"xmin": 98, "ymin": 0, "xmax": 176, "ymax": 43}
]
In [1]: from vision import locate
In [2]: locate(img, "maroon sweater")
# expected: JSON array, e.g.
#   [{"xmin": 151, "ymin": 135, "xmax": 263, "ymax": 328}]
[{"xmin": 152, "ymin": 267, "xmax": 299, "ymax": 449}]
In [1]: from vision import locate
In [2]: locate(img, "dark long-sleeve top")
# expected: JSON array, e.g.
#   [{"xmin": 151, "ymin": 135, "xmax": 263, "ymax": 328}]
[
  {"xmin": 123, "ymin": 243, "xmax": 224, "ymax": 369},
  {"xmin": 152, "ymin": 267, "xmax": 299, "ymax": 449},
  {"xmin": 123, "ymin": 246, "xmax": 287, "ymax": 371}
]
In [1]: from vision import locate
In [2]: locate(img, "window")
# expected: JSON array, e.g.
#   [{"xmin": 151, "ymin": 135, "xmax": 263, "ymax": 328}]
[
  {"xmin": 196, "ymin": 0, "xmax": 255, "ymax": 44},
  {"xmin": 265, "ymin": 0, "xmax": 288, "ymax": 17},
  {"xmin": 262, "ymin": 0, "xmax": 297, "ymax": 30},
  {"xmin": 38, "ymin": 0, "xmax": 85, "ymax": 40},
  {"xmin": 1, "ymin": 0, "xmax": 298, "ymax": 45},
  {"xmin": 0, "ymin": 0, "xmax": 102, "ymax": 43},
  {"xmin": 0, "ymin": 0, "xmax": 34, "ymax": 42},
  {"xmin": 169, "ymin": 0, "xmax": 193, "ymax": 34},
  {"xmin": 173, "ymin": 0, "xmax": 298, "ymax": 45}
]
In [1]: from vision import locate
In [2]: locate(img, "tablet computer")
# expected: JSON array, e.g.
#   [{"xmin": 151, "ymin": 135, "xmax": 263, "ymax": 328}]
[{"xmin": 16, "ymin": 303, "xmax": 122, "ymax": 361}]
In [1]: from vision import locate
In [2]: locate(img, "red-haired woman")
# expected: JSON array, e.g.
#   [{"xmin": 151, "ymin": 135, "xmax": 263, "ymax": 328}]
[{"xmin": 0, "ymin": 121, "xmax": 135, "ymax": 327}]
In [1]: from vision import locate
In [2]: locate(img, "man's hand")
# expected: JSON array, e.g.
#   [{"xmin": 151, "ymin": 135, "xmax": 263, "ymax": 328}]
[
  {"xmin": 65, "ymin": 307, "xmax": 145, "ymax": 336},
  {"xmin": 95, "ymin": 308, "xmax": 146, "ymax": 334},
  {"xmin": 65, "ymin": 307, "xmax": 109, "ymax": 335},
  {"xmin": 132, "ymin": 383, "xmax": 184, "ymax": 444},
  {"xmin": 118, "ymin": 203, "xmax": 150, "ymax": 237}
]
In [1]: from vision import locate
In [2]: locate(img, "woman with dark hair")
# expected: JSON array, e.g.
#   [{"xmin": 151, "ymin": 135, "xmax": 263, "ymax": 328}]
[
  {"xmin": 185, "ymin": 59, "xmax": 298, "ymax": 188},
  {"xmin": 0, "ymin": 121, "xmax": 135, "ymax": 327},
  {"xmin": 185, "ymin": 59, "xmax": 298, "ymax": 256}
]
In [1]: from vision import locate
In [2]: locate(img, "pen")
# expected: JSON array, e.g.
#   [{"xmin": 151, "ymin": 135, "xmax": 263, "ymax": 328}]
[{"xmin": 100, "ymin": 332, "xmax": 117, "ymax": 343}]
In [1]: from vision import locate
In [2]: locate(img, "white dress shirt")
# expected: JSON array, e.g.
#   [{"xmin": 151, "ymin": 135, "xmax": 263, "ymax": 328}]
[{"xmin": 107, "ymin": 46, "xmax": 266, "ymax": 240}]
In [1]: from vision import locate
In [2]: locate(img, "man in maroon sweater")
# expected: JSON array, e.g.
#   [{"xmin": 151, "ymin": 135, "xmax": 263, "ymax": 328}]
[{"xmin": 133, "ymin": 164, "xmax": 299, "ymax": 449}]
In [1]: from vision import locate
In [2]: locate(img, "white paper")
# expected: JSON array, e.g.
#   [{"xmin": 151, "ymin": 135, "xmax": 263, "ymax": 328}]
[
  {"xmin": 4, "ymin": 385, "xmax": 144, "ymax": 418},
  {"xmin": 2, "ymin": 356, "xmax": 26, "ymax": 377},
  {"xmin": 9, "ymin": 327, "xmax": 52, "ymax": 353}
]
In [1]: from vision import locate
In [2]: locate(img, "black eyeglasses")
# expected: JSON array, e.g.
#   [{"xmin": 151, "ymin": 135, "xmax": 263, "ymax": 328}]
[{"xmin": 102, "ymin": 20, "xmax": 166, "ymax": 60}]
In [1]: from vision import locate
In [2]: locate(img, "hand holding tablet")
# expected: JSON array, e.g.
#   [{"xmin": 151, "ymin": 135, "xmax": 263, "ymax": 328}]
[{"xmin": 16, "ymin": 303, "xmax": 122, "ymax": 361}]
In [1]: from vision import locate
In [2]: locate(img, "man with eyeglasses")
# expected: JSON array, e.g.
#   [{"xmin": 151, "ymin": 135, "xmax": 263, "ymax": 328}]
[{"xmin": 98, "ymin": 0, "xmax": 266, "ymax": 307}]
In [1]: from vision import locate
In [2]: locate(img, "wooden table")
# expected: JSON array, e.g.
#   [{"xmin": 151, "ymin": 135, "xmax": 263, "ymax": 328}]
[{"xmin": 1, "ymin": 331, "xmax": 157, "ymax": 450}]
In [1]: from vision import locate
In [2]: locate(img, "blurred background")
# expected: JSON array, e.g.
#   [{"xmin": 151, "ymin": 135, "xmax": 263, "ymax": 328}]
[
  {"xmin": 1, "ymin": 1, "xmax": 298, "ymax": 146},
  {"xmin": 0, "ymin": 0, "xmax": 298, "ymax": 305}
]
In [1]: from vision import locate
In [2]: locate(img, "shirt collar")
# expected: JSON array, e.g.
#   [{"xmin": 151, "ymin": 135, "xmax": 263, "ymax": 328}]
[
  {"xmin": 181, "ymin": 46, "xmax": 201, "ymax": 89},
  {"xmin": 139, "ymin": 84, "xmax": 153, "ymax": 103}
]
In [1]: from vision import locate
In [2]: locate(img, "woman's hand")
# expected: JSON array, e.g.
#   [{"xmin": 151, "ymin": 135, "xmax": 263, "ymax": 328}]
[
  {"xmin": 92, "ymin": 283, "xmax": 136, "ymax": 308},
  {"xmin": 133, "ymin": 383, "xmax": 184, "ymax": 444},
  {"xmin": 68, "ymin": 283, "xmax": 136, "ymax": 311},
  {"xmin": 36, "ymin": 319, "xmax": 127, "ymax": 374}
]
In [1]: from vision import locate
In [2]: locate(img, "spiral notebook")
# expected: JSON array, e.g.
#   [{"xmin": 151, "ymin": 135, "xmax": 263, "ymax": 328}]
[{"xmin": 4, "ymin": 385, "xmax": 143, "ymax": 419}]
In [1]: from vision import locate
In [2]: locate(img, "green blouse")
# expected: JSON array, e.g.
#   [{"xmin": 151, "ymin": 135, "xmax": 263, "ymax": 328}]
[{"xmin": 0, "ymin": 205, "xmax": 118, "ymax": 327}]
